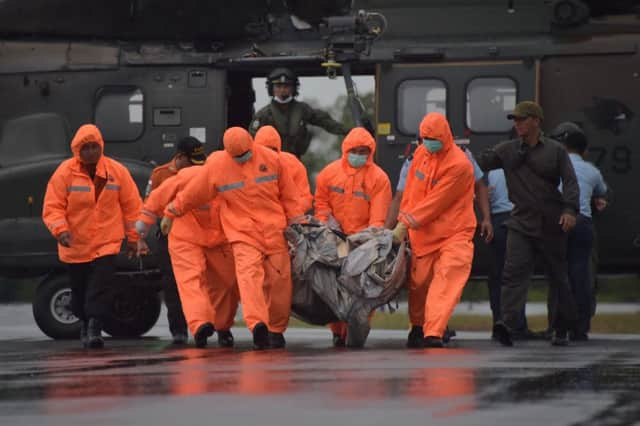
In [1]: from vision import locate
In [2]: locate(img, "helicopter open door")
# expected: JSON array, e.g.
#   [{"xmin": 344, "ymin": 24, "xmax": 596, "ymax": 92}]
[{"xmin": 375, "ymin": 61, "xmax": 537, "ymax": 189}]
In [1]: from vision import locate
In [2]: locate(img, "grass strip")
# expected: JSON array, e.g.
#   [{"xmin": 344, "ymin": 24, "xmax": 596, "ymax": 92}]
[{"xmin": 287, "ymin": 312, "xmax": 640, "ymax": 334}]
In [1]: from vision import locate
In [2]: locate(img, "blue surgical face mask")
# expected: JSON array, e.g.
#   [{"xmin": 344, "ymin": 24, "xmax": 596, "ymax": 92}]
[
  {"xmin": 234, "ymin": 150, "xmax": 252, "ymax": 164},
  {"xmin": 347, "ymin": 153, "xmax": 368, "ymax": 168},
  {"xmin": 423, "ymin": 138, "xmax": 443, "ymax": 153}
]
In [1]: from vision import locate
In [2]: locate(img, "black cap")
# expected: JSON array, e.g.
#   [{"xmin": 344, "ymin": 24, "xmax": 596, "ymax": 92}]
[{"xmin": 177, "ymin": 136, "xmax": 206, "ymax": 165}]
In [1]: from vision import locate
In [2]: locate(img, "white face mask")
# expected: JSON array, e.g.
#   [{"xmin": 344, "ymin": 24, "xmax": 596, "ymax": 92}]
[{"xmin": 273, "ymin": 95, "xmax": 293, "ymax": 104}]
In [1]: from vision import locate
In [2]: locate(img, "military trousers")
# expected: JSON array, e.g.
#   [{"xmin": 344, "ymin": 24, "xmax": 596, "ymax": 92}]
[{"xmin": 500, "ymin": 229, "xmax": 577, "ymax": 332}]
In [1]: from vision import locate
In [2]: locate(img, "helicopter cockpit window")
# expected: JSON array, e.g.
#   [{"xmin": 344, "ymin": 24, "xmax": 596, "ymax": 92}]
[
  {"xmin": 94, "ymin": 87, "xmax": 144, "ymax": 142},
  {"xmin": 466, "ymin": 78, "xmax": 516, "ymax": 133},
  {"xmin": 397, "ymin": 79, "xmax": 447, "ymax": 135}
]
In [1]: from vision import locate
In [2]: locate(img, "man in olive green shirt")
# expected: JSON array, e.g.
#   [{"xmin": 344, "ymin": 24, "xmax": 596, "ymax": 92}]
[
  {"xmin": 477, "ymin": 101, "xmax": 579, "ymax": 347},
  {"xmin": 250, "ymin": 68, "xmax": 349, "ymax": 157}
]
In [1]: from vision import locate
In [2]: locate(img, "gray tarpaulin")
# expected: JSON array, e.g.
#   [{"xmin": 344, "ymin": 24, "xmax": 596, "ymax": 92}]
[{"xmin": 285, "ymin": 221, "xmax": 409, "ymax": 347}]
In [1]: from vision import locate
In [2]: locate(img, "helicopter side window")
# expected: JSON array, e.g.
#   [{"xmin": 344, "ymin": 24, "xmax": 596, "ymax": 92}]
[
  {"xmin": 466, "ymin": 77, "xmax": 516, "ymax": 133},
  {"xmin": 94, "ymin": 86, "xmax": 144, "ymax": 142},
  {"xmin": 397, "ymin": 79, "xmax": 447, "ymax": 136}
]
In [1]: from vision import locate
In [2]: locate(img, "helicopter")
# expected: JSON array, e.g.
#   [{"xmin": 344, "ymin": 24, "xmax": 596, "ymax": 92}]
[{"xmin": 0, "ymin": 0, "xmax": 638, "ymax": 339}]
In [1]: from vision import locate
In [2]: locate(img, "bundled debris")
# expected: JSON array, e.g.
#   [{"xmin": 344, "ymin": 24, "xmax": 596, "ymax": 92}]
[{"xmin": 285, "ymin": 220, "xmax": 409, "ymax": 347}]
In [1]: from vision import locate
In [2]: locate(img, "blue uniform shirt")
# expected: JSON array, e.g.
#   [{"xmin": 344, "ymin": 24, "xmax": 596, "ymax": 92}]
[
  {"xmin": 487, "ymin": 169, "xmax": 513, "ymax": 214},
  {"xmin": 396, "ymin": 157, "xmax": 412, "ymax": 191},
  {"xmin": 568, "ymin": 153, "xmax": 607, "ymax": 217},
  {"xmin": 396, "ymin": 147, "xmax": 483, "ymax": 192},
  {"xmin": 463, "ymin": 148, "xmax": 484, "ymax": 182}
]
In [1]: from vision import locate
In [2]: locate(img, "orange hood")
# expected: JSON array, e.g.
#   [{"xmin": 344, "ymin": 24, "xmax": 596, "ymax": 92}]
[
  {"xmin": 70, "ymin": 124, "xmax": 105, "ymax": 159},
  {"xmin": 254, "ymin": 125, "xmax": 281, "ymax": 152},
  {"xmin": 419, "ymin": 112, "xmax": 454, "ymax": 154},
  {"xmin": 340, "ymin": 127, "xmax": 376, "ymax": 169},
  {"xmin": 223, "ymin": 127, "xmax": 254, "ymax": 157}
]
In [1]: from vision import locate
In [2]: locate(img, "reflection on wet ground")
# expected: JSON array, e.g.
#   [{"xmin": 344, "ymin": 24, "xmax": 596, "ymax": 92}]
[{"xmin": 1, "ymin": 331, "xmax": 639, "ymax": 425}]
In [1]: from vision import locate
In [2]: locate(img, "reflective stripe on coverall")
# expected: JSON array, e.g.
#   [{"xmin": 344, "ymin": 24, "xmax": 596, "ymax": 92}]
[
  {"xmin": 314, "ymin": 127, "xmax": 392, "ymax": 339},
  {"xmin": 140, "ymin": 166, "xmax": 238, "ymax": 335},
  {"xmin": 254, "ymin": 125, "xmax": 313, "ymax": 213},
  {"xmin": 168, "ymin": 127, "xmax": 304, "ymax": 333},
  {"xmin": 43, "ymin": 124, "xmax": 141, "ymax": 263},
  {"xmin": 399, "ymin": 113, "xmax": 476, "ymax": 338}
]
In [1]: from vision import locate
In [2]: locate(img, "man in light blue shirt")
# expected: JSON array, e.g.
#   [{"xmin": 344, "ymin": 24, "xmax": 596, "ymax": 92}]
[
  {"xmin": 553, "ymin": 122, "xmax": 608, "ymax": 340},
  {"xmin": 486, "ymin": 169, "xmax": 513, "ymax": 327},
  {"xmin": 487, "ymin": 169, "xmax": 513, "ymax": 215}
]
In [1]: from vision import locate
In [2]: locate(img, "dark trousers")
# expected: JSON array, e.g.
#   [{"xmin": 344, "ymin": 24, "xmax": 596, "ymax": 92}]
[
  {"xmin": 567, "ymin": 215, "xmax": 594, "ymax": 334},
  {"xmin": 67, "ymin": 255, "xmax": 117, "ymax": 321},
  {"xmin": 501, "ymin": 229, "xmax": 577, "ymax": 332},
  {"xmin": 590, "ymin": 226, "xmax": 599, "ymax": 318},
  {"xmin": 487, "ymin": 212, "xmax": 528, "ymax": 330},
  {"xmin": 157, "ymin": 234, "xmax": 188, "ymax": 335}
]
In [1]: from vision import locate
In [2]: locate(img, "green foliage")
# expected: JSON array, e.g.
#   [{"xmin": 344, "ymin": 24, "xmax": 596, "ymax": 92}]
[
  {"xmin": 462, "ymin": 276, "xmax": 640, "ymax": 303},
  {"xmin": 369, "ymin": 312, "xmax": 640, "ymax": 334}
]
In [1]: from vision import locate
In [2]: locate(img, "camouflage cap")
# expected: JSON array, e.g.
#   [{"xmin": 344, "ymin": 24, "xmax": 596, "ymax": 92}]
[{"xmin": 507, "ymin": 101, "xmax": 544, "ymax": 120}]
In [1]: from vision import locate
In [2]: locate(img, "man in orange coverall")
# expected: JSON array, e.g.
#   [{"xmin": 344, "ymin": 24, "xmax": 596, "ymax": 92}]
[
  {"xmin": 166, "ymin": 127, "xmax": 305, "ymax": 350},
  {"xmin": 137, "ymin": 165, "xmax": 239, "ymax": 348},
  {"xmin": 43, "ymin": 124, "xmax": 144, "ymax": 349},
  {"xmin": 254, "ymin": 125, "xmax": 313, "ymax": 213},
  {"xmin": 314, "ymin": 127, "xmax": 392, "ymax": 347},
  {"xmin": 144, "ymin": 136, "xmax": 206, "ymax": 344},
  {"xmin": 394, "ymin": 112, "xmax": 476, "ymax": 348}
]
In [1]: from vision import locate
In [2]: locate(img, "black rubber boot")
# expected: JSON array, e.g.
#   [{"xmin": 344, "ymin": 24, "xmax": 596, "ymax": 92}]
[
  {"xmin": 443, "ymin": 327, "xmax": 456, "ymax": 343},
  {"xmin": 252, "ymin": 322, "xmax": 269, "ymax": 350},
  {"xmin": 332, "ymin": 333, "xmax": 346, "ymax": 348},
  {"xmin": 194, "ymin": 323, "xmax": 215, "ymax": 348},
  {"xmin": 424, "ymin": 336, "xmax": 444, "ymax": 348},
  {"xmin": 551, "ymin": 329, "xmax": 569, "ymax": 346},
  {"xmin": 171, "ymin": 331, "xmax": 189, "ymax": 345},
  {"xmin": 217, "ymin": 330, "xmax": 235, "ymax": 348},
  {"xmin": 492, "ymin": 321, "xmax": 513, "ymax": 347},
  {"xmin": 407, "ymin": 325, "xmax": 425, "ymax": 348},
  {"xmin": 269, "ymin": 332, "xmax": 286, "ymax": 349},
  {"xmin": 87, "ymin": 318, "xmax": 104, "ymax": 349},
  {"xmin": 569, "ymin": 329, "xmax": 589, "ymax": 341}
]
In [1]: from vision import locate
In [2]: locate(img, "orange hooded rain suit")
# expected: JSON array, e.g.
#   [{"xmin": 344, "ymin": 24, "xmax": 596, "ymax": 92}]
[
  {"xmin": 43, "ymin": 124, "xmax": 141, "ymax": 263},
  {"xmin": 315, "ymin": 127, "xmax": 392, "ymax": 234},
  {"xmin": 314, "ymin": 127, "xmax": 392, "ymax": 340},
  {"xmin": 398, "ymin": 113, "xmax": 476, "ymax": 339},
  {"xmin": 42, "ymin": 124, "xmax": 142, "ymax": 322},
  {"xmin": 254, "ymin": 125, "xmax": 313, "ymax": 213},
  {"xmin": 139, "ymin": 166, "xmax": 239, "ymax": 336},
  {"xmin": 167, "ymin": 127, "xmax": 305, "ymax": 334}
]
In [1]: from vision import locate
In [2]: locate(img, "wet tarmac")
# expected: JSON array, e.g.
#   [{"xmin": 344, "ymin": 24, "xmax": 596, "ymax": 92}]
[{"xmin": 1, "ymin": 304, "xmax": 640, "ymax": 426}]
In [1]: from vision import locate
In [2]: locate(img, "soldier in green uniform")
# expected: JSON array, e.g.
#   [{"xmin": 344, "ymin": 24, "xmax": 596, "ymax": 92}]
[{"xmin": 250, "ymin": 68, "xmax": 349, "ymax": 157}]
